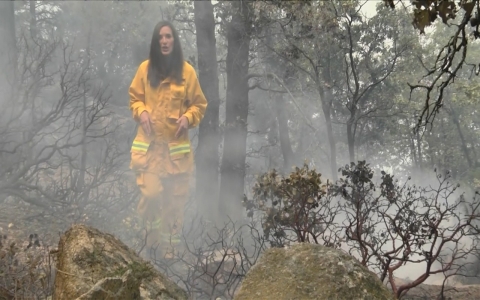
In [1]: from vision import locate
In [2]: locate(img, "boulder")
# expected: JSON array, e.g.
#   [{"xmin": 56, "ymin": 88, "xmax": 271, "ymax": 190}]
[
  {"xmin": 53, "ymin": 224, "xmax": 187, "ymax": 300},
  {"xmin": 234, "ymin": 243, "xmax": 394, "ymax": 300}
]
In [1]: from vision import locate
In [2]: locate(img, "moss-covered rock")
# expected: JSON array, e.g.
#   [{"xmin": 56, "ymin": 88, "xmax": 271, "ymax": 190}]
[
  {"xmin": 53, "ymin": 224, "xmax": 187, "ymax": 300},
  {"xmin": 235, "ymin": 243, "xmax": 394, "ymax": 300}
]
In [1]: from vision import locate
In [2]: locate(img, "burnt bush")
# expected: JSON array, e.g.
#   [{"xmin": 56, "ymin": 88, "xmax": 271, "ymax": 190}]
[{"xmin": 244, "ymin": 161, "xmax": 480, "ymax": 299}]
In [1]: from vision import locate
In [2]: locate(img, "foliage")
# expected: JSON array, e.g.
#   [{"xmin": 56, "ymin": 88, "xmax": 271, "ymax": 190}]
[
  {"xmin": 383, "ymin": 0, "xmax": 480, "ymax": 129},
  {"xmin": 245, "ymin": 162, "xmax": 480, "ymax": 298},
  {"xmin": 384, "ymin": 0, "xmax": 478, "ymax": 33},
  {"xmin": 243, "ymin": 164, "xmax": 340, "ymax": 248},
  {"xmin": 0, "ymin": 234, "xmax": 55, "ymax": 299}
]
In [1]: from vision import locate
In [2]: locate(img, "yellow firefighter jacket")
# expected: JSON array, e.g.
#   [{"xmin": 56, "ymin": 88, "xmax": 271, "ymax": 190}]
[{"xmin": 128, "ymin": 60, "xmax": 207, "ymax": 176}]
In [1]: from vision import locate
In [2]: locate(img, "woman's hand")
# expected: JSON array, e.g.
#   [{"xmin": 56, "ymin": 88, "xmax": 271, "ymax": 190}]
[
  {"xmin": 139, "ymin": 111, "xmax": 152, "ymax": 135},
  {"xmin": 175, "ymin": 116, "xmax": 189, "ymax": 138}
]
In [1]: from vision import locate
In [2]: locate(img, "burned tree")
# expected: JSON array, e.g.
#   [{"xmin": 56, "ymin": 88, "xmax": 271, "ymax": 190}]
[
  {"xmin": 194, "ymin": 0, "xmax": 221, "ymax": 222},
  {"xmin": 219, "ymin": 0, "xmax": 254, "ymax": 222}
]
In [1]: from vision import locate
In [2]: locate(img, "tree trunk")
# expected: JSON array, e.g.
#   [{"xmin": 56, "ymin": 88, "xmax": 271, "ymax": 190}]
[
  {"xmin": 267, "ymin": 116, "xmax": 277, "ymax": 170},
  {"xmin": 264, "ymin": 25, "xmax": 295, "ymax": 174},
  {"xmin": 410, "ymin": 136, "xmax": 418, "ymax": 167},
  {"xmin": 415, "ymin": 130, "xmax": 423, "ymax": 170},
  {"xmin": 295, "ymin": 120, "xmax": 306, "ymax": 163},
  {"xmin": 77, "ymin": 25, "xmax": 92, "ymax": 218},
  {"xmin": 0, "ymin": 0, "xmax": 16, "ymax": 95},
  {"xmin": 193, "ymin": 0, "xmax": 221, "ymax": 222},
  {"xmin": 276, "ymin": 94, "xmax": 295, "ymax": 173},
  {"xmin": 76, "ymin": 87, "xmax": 89, "ymax": 219},
  {"xmin": 320, "ymin": 84, "xmax": 338, "ymax": 181},
  {"xmin": 29, "ymin": 1, "xmax": 37, "ymax": 39},
  {"xmin": 219, "ymin": 1, "xmax": 252, "ymax": 222},
  {"xmin": 347, "ymin": 119, "xmax": 355, "ymax": 164},
  {"xmin": 320, "ymin": 55, "xmax": 338, "ymax": 181},
  {"xmin": 448, "ymin": 105, "xmax": 473, "ymax": 168}
]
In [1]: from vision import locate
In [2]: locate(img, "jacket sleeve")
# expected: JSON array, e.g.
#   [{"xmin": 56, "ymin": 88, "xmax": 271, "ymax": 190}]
[
  {"xmin": 183, "ymin": 66, "xmax": 208, "ymax": 128},
  {"xmin": 129, "ymin": 62, "xmax": 147, "ymax": 122}
]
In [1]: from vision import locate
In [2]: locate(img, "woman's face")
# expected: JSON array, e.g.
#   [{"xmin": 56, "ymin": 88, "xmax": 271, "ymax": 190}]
[{"xmin": 159, "ymin": 26, "xmax": 174, "ymax": 56}]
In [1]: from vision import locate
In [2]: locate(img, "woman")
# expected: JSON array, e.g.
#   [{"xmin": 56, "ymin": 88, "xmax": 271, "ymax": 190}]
[{"xmin": 129, "ymin": 21, "xmax": 207, "ymax": 257}]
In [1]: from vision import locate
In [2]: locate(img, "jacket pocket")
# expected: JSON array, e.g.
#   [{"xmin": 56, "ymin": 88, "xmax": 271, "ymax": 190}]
[
  {"xmin": 168, "ymin": 82, "xmax": 186, "ymax": 120},
  {"xmin": 168, "ymin": 141, "xmax": 192, "ymax": 174},
  {"xmin": 130, "ymin": 139, "xmax": 150, "ymax": 170}
]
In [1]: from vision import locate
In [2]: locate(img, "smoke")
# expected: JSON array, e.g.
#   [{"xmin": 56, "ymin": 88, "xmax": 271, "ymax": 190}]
[{"xmin": 1, "ymin": 2, "xmax": 479, "ymax": 296}]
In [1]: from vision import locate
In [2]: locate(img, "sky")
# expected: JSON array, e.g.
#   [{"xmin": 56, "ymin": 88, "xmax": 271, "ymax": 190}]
[{"xmin": 361, "ymin": 0, "xmax": 381, "ymax": 18}]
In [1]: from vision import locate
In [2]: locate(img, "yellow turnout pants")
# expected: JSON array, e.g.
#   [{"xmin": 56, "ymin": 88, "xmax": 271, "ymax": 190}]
[{"xmin": 136, "ymin": 170, "xmax": 190, "ymax": 256}]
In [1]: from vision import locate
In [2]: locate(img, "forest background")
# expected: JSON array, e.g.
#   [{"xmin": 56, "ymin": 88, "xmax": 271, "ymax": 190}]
[{"xmin": 1, "ymin": 0, "xmax": 480, "ymax": 299}]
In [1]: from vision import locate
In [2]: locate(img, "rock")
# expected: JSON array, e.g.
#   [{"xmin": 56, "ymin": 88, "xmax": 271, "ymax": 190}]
[
  {"xmin": 75, "ymin": 269, "xmax": 139, "ymax": 299},
  {"xmin": 400, "ymin": 282, "xmax": 480, "ymax": 300},
  {"xmin": 234, "ymin": 243, "xmax": 394, "ymax": 300},
  {"xmin": 53, "ymin": 224, "xmax": 187, "ymax": 300}
]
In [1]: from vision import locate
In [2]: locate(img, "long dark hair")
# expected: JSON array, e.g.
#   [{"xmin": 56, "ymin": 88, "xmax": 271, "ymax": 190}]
[{"xmin": 147, "ymin": 21, "xmax": 184, "ymax": 88}]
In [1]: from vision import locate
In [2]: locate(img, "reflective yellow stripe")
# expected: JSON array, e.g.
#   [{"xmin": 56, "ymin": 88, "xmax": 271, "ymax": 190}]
[
  {"xmin": 161, "ymin": 233, "xmax": 181, "ymax": 244},
  {"xmin": 132, "ymin": 146, "xmax": 148, "ymax": 152},
  {"xmin": 133, "ymin": 142, "xmax": 149, "ymax": 148},
  {"xmin": 169, "ymin": 144, "xmax": 189, "ymax": 150},
  {"xmin": 132, "ymin": 141, "xmax": 150, "ymax": 152},
  {"xmin": 151, "ymin": 218, "xmax": 162, "ymax": 229},
  {"xmin": 170, "ymin": 148, "xmax": 190, "ymax": 155},
  {"xmin": 169, "ymin": 144, "xmax": 190, "ymax": 155}
]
